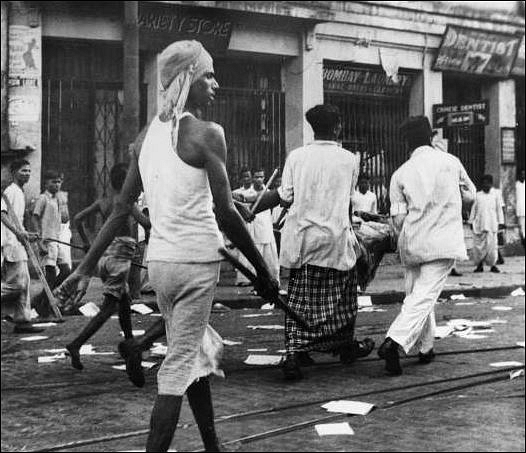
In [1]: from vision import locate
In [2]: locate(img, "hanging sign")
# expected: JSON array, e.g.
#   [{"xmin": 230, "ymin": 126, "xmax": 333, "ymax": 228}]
[
  {"xmin": 323, "ymin": 63, "xmax": 413, "ymax": 98},
  {"xmin": 432, "ymin": 101, "xmax": 489, "ymax": 128},
  {"xmin": 138, "ymin": 2, "xmax": 233, "ymax": 52},
  {"xmin": 434, "ymin": 26, "xmax": 521, "ymax": 77}
]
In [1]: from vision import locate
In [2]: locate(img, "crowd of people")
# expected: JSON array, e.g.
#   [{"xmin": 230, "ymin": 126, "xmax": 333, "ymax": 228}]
[{"xmin": 1, "ymin": 39, "xmax": 525, "ymax": 452}]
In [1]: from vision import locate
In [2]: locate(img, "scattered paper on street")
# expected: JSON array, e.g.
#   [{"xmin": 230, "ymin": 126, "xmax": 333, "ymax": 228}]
[
  {"xmin": 141, "ymin": 361, "xmax": 157, "ymax": 369},
  {"xmin": 247, "ymin": 325, "xmax": 284, "ymax": 330},
  {"xmin": 455, "ymin": 302, "xmax": 475, "ymax": 306},
  {"xmin": 491, "ymin": 306, "xmax": 512, "ymax": 311},
  {"xmin": 315, "ymin": 422, "xmax": 355, "ymax": 436},
  {"xmin": 131, "ymin": 303, "xmax": 153, "ymax": 315},
  {"xmin": 21, "ymin": 336, "xmax": 48, "ymax": 342},
  {"xmin": 321, "ymin": 400, "xmax": 375, "ymax": 415},
  {"xmin": 358, "ymin": 296, "xmax": 373, "ymax": 307},
  {"xmin": 30, "ymin": 309, "xmax": 39, "ymax": 320},
  {"xmin": 510, "ymin": 369, "xmax": 525, "ymax": 380},
  {"xmin": 450, "ymin": 294, "xmax": 466, "ymax": 300},
  {"xmin": 120, "ymin": 330, "xmax": 145, "ymax": 337},
  {"xmin": 510, "ymin": 287, "xmax": 525, "ymax": 297},
  {"xmin": 490, "ymin": 361, "xmax": 524, "ymax": 367},
  {"xmin": 435, "ymin": 325, "xmax": 454, "ymax": 339},
  {"xmin": 488, "ymin": 319, "xmax": 508, "ymax": 324},
  {"xmin": 447, "ymin": 319, "xmax": 472, "ymax": 330},
  {"xmin": 150, "ymin": 313, "xmax": 163, "ymax": 317},
  {"xmin": 260, "ymin": 303, "xmax": 275, "ymax": 310},
  {"xmin": 517, "ymin": 341, "xmax": 525, "ymax": 348},
  {"xmin": 242, "ymin": 313, "xmax": 274, "ymax": 318},
  {"xmin": 244, "ymin": 355, "xmax": 282, "ymax": 366},
  {"xmin": 223, "ymin": 339, "xmax": 242, "ymax": 346},
  {"xmin": 112, "ymin": 364, "xmax": 126, "ymax": 371},
  {"xmin": 38, "ymin": 353, "xmax": 66, "ymax": 363},
  {"xmin": 79, "ymin": 302, "xmax": 100, "ymax": 317},
  {"xmin": 150, "ymin": 344, "xmax": 167, "ymax": 356},
  {"xmin": 32, "ymin": 322, "xmax": 57, "ymax": 327},
  {"xmin": 44, "ymin": 348, "xmax": 67, "ymax": 354},
  {"xmin": 459, "ymin": 333, "xmax": 487, "ymax": 339},
  {"xmin": 247, "ymin": 348, "xmax": 268, "ymax": 352}
]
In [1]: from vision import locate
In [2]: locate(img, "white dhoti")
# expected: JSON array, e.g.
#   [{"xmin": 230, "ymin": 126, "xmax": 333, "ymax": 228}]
[
  {"xmin": 387, "ymin": 259, "xmax": 454, "ymax": 354},
  {"xmin": 519, "ymin": 216, "xmax": 525, "ymax": 239},
  {"xmin": 472, "ymin": 231, "xmax": 498, "ymax": 266},
  {"xmin": 236, "ymin": 240, "xmax": 280, "ymax": 285},
  {"xmin": 57, "ymin": 223, "xmax": 72, "ymax": 269}
]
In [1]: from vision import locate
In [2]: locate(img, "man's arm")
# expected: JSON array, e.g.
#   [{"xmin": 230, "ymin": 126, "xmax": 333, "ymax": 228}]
[
  {"xmin": 131, "ymin": 203, "xmax": 151, "ymax": 230},
  {"xmin": 73, "ymin": 200, "xmax": 101, "ymax": 248},
  {"xmin": 203, "ymin": 124, "xmax": 275, "ymax": 280},
  {"xmin": 389, "ymin": 172, "xmax": 407, "ymax": 237},
  {"xmin": 1, "ymin": 211, "xmax": 31, "ymax": 243},
  {"xmin": 252, "ymin": 190, "xmax": 281, "ymax": 214}
]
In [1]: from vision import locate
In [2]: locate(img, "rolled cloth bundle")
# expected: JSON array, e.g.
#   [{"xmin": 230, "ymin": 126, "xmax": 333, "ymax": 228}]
[
  {"xmin": 158, "ymin": 40, "xmax": 214, "ymax": 124},
  {"xmin": 354, "ymin": 220, "xmax": 397, "ymax": 290}
]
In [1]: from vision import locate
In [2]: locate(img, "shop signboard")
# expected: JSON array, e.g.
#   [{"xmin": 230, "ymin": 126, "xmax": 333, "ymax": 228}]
[
  {"xmin": 323, "ymin": 63, "xmax": 413, "ymax": 98},
  {"xmin": 138, "ymin": 2, "xmax": 233, "ymax": 52},
  {"xmin": 434, "ymin": 26, "xmax": 521, "ymax": 77},
  {"xmin": 511, "ymin": 35, "xmax": 525, "ymax": 76},
  {"xmin": 432, "ymin": 101, "xmax": 489, "ymax": 128}
]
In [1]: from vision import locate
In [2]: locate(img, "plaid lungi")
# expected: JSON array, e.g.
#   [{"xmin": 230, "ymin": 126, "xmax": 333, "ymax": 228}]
[{"xmin": 285, "ymin": 264, "xmax": 358, "ymax": 353}]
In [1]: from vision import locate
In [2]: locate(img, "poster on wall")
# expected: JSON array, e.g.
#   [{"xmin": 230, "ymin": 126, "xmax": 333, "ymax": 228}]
[
  {"xmin": 432, "ymin": 101, "xmax": 489, "ymax": 128},
  {"xmin": 434, "ymin": 26, "xmax": 521, "ymax": 77},
  {"xmin": 8, "ymin": 25, "xmax": 40, "ymax": 80}
]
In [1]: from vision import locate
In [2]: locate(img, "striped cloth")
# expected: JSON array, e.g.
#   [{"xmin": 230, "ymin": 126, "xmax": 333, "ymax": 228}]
[{"xmin": 285, "ymin": 264, "xmax": 358, "ymax": 353}]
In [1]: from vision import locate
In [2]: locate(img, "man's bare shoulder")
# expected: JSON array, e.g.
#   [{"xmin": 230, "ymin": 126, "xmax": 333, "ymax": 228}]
[{"xmin": 187, "ymin": 117, "xmax": 225, "ymax": 154}]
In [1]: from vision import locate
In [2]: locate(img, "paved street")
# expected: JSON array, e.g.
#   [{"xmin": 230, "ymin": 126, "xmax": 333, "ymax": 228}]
[{"xmin": 1, "ymin": 290, "xmax": 524, "ymax": 452}]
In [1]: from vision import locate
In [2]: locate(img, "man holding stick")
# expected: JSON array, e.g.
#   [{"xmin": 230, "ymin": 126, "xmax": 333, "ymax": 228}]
[
  {"xmin": 252, "ymin": 104, "xmax": 375, "ymax": 380},
  {"xmin": 55, "ymin": 40, "xmax": 278, "ymax": 452},
  {"xmin": 1, "ymin": 159, "xmax": 44, "ymax": 334}
]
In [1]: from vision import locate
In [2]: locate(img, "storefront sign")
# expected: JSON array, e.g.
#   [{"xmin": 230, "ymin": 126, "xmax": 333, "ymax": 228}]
[
  {"xmin": 138, "ymin": 2, "xmax": 233, "ymax": 52},
  {"xmin": 432, "ymin": 101, "xmax": 489, "ymax": 128},
  {"xmin": 511, "ymin": 35, "xmax": 525, "ymax": 76},
  {"xmin": 501, "ymin": 128, "xmax": 515, "ymax": 164},
  {"xmin": 434, "ymin": 26, "xmax": 521, "ymax": 77},
  {"xmin": 323, "ymin": 63, "xmax": 413, "ymax": 98}
]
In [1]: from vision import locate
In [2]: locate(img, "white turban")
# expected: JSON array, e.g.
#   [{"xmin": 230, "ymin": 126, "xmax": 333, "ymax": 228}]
[{"xmin": 158, "ymin": 40, "xmax": 214, "ymax": 122}]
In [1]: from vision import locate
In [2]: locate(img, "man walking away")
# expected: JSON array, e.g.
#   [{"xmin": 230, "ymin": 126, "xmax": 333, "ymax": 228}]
[{"xmin": 378, "ymin": 116, "xmax": 476, "ymax": 376}]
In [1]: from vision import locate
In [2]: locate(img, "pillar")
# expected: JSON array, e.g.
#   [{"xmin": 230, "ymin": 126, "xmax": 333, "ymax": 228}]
[
  {"xmin": 283, "ymin": 26, "xmax": 323, "ymax": 152},
  {"xmin": 122, "ymin": 1, "xmax": 140, "ymax": 161}
]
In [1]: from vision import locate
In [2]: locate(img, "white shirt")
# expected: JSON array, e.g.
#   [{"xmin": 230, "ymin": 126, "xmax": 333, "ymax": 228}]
[
  {"xmin": 278, "ymin": 140, "xmax": 360, "ymax": 271},
  {"xmin": 351, "ymin": 190, "xmax": 377, "ymax": 214},
  {"xmin": 233, "ymin": 185, "xmax": 257, "ymax": 237},
  {"xmin": 390, "ymin": 145, "xmax": 476, "ymax": 266},
  {"xmin": 251, "ymin": 191, "xmax": 274, "ymax": 244},
  {"xmin": 139, "ymin": 115, "xmax": 223, "ymax": 263},
  {"xmin": 516, "ymin": 181, "xmax": 525, "ymax": 217},
  {"xmin": 469, "ymin": 190, "xmax": 505, "ymax": 234},
  {"xmin": 1, "ymin": 183, "xmax": 28, "ymax": 262}
]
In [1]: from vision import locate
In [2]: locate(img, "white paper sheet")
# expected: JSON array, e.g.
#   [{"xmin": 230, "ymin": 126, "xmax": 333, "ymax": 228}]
[
  {"xmin": 244, "ymin": 355, "xmax": 282, "ymax": 366},
  {"xmin": 79, "ymin": 302, "xmax": 100, "ymax": 317},
  {"xmin": 517, "ymin": 341, "xmax": 525, "ymax": 348},
  {"xmin": 44, "ymin": 348, "xmax": 67, "ymax": 354},
  {"xmin": 150, "ymin": 313, "xmax": 163, "ymax": 317},
  {"xmin": 357, "ymin": 296, "xmax": 373, "ymax": 307},
  {"xmin": 242, "ymin": 313, "xmax": 274, "ymax": 318},
  {"xmin": 131, "ymin": 303, "xmax": 153, "ymax": 315},
  {"xmin": 31, "ymin": 322, "xmax": 57, "ymax": 327},
  {"xmin": 38, "ymin": 353, "xmax": 66, "ymax": 363},
  {"xmin": 491, "ymin": 306, "xmax": 512, "ymax": 311},
  {"xmin": 315, "ymin": 423, "xmax": 355, "ymax": 436},
  {"xmin": 141, "ymin": 361, "xmax": 157, "ymax": 369},
  {"xmin": 435, "ymin": 325, "xmax": 454, "ymax": 339},
  {"xmin": 459, "ymin": 334, "xmax": 487, "ymax": 339},
  {"xmin": 260, "ymin": 303, "xmax": 275, "ymax": 310},
  {"xmin": 489, "ymin": 361, "xmax": 524, "ymax": 367},
  {"xmin": 150, "ymin": 345, "xmax": 167, "ymax": 356},
  {"xmin": 120, "ymin": 330, "xmax": 145, "ymax": 337},
  {"xmin": 510, "ymin": 369, "xmax": 525, "ymax": 380},
  {"xmin": 247, "ymin": 348, "xmax": 268, "ymax": 352},
  {"xmin": 21, "ymin": 336, "xmax": 48, "ymax": 342},
  {"xmin": 222, "ymin": 339, "xmax": 242, "ymax": 346},
  {"xmin": 510, "ymin": 288, "xmax": 525, "ymax": 297},
  {"xmin": 321, "ymin": 400, "xmax": 375, "ymax": 415},
  {"xmin": 455, "ymin": 302, "xmax": 475, "ymax": 306},
  {"xmin": 246, "ymin": 325, "xmax": 284, "ymax": 330},
  {"xmin": 450, "ymin": 294, "xmax": 466, "ymax": 300}
]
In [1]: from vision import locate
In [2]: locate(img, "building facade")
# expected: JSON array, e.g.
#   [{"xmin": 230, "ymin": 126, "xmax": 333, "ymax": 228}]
[{"xmin": 1, "ymin": 1, "xmax": 524, "ymax": 244}]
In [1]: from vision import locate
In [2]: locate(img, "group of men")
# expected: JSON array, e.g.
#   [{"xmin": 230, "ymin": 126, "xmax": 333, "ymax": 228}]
[{"xmin": 1, "ymin": 38, "xmax": 523, "ymax": 452}]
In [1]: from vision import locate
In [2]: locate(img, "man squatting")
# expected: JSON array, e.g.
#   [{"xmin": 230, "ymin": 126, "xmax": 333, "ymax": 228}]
[{"xmin": 56, "ymin": 40, "xmax": 278, "ymax": 452}]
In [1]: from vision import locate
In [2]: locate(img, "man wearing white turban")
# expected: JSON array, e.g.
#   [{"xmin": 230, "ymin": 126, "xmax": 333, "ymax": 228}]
[{"xmin": 55, "ymin": 40, "xmax": 278, "ymax": 452}]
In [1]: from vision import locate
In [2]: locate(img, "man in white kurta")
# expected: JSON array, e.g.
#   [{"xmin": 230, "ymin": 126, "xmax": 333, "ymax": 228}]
[
  {"xmin": 378, "ymin": 116, "xmax": 476, "ymax": 376},
  {"xmin": 517, "ymin": 169, "xmax": 525, "ymax": 248},
  {"xmin": 469, "ymin": 175, "xmax": 504, "ymax": 273}
]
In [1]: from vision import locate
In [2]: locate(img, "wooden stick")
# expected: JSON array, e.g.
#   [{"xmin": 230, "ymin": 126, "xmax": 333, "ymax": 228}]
[
  {"xmin": 44, "ymin": 238, "xmax": 148, "ymax": 270},
  {"xmin": 250, "ymin": 168, "xmax": 278, "ymax": 214},
  {"xmin": 2, "ymin": 194, "xmax": 62, "ymax": 319},
  {"xmin": 218, "ymin": 247, "xmax": 309, "ymax": 329}
]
